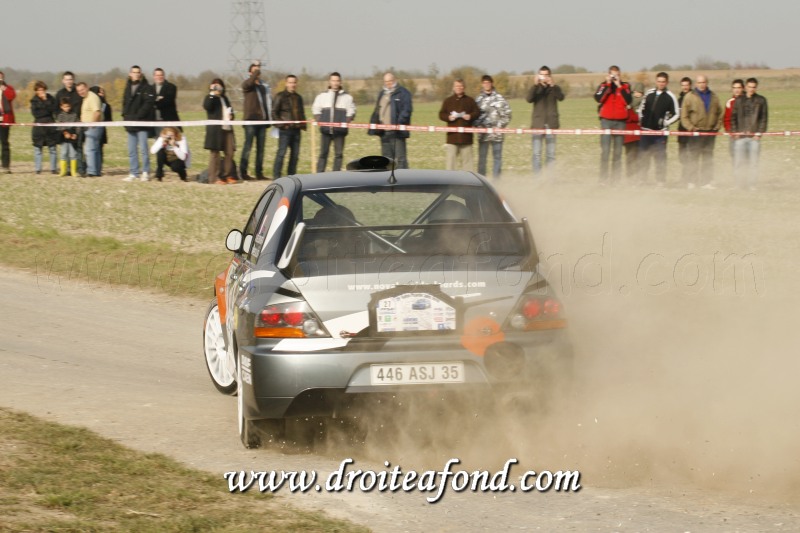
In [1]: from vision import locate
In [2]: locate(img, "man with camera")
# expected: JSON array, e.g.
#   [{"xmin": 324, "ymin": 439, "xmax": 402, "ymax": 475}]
[
  {"xmin": 526, "ymin": 66, "xmax": 565, "ymax": 176},
  {"xmin": 240, "ymin": 61, "xmax": 272, "ymax": 180},
  {"xmin": 0, "ymin": 72, "xmax": 16, "ymax": 173},
  {"xmin": 594, "ymin": 66, "xmax": 632, "ymax": 185}
]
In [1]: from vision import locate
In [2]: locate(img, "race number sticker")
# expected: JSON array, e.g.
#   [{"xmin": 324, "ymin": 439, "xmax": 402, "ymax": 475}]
[{"xmin": 375, "ymin": 292, "xmax": 456, "ymax": 333}]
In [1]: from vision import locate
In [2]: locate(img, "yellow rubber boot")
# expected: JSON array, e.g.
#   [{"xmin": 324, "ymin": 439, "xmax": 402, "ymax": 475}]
[
  {"xmin": 70, "ymin": 160, "xmax": 78, "ymax": 177},
  {"xmin": 59, "ymin": 160, "xmax": 68, "ymax": 177}
]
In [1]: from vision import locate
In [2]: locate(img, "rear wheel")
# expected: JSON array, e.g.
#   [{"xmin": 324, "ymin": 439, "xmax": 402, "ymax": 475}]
[{"xmin": 203, "ymin": 300, "xmax": 236, "ymax": 394}]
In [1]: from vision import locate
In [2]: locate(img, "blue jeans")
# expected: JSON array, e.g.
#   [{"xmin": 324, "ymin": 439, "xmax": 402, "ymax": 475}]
[
  {"xmin": 273, "ymin": 128, "xmax": 301, "ymax": 178},
  {"xmin": 240, "ymin": 124, "xmax": 267, "ymax": 177},
  {"xmin": 380, "ymin": 132, "xmax": 408, "ymax": 169},
  {"xmin": 478, "ymin": 141, "xmax": 503, "ymax": 177},
  {"xmin": 732, "ymin": 137, "xmax": 761, "ymax": 188},
  {"xmin": 599, "ymin": 119, "xmax": 625, "ymax": 182},
  {"xmin": 532, "ymin": 134, "xmax": 556, "ymax": 174},
  {"xmin": 84, "ymin": 127, "xmax": 104, "ymax": 176},
  {"xmin": 60, "ymin": 143, "xmax": 77, "ymax": 161},
  {"xmin": 127, "ymin": 130, "xmax": 151, "ymax": 176},
  {"xmin": 34, "ymin": 145, "xmax": 57, "ymax": 172}
]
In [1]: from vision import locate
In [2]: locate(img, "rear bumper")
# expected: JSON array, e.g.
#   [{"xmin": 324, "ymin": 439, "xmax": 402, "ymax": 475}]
[{"xmin": 239, "ymin": 330, "xmax": 572, "ymax": 419}]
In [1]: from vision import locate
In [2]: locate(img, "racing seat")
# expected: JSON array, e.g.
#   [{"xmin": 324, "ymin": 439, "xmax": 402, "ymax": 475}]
[
  {"xmin": 412, "ymin": 200, "xmax": 489, "ymax": 255},
  {"xmin": 301, "ymin": 205, "xmax": 365, "ymax": 258}
]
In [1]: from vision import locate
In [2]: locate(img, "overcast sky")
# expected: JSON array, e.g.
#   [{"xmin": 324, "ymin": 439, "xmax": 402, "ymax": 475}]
[{"xmin": 5, "ymin": 0, "xmax": 797, "ymax": 78}]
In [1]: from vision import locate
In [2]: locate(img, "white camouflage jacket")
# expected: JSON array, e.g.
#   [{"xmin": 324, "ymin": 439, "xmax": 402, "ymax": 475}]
[{"xmin": 475, "ymin": 90, "xmax": 512, "ymax": 142}]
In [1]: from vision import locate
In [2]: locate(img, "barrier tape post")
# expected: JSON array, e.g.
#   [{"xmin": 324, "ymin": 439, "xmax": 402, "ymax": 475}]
[{"xmin": 310, "ymin": 121, "xmax": 317, "ymax": 174}]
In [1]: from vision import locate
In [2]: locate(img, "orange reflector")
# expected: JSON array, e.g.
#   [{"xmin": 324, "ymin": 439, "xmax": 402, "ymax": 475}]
[
  {"xmin": 460, "ymin": 317, "xmax": 505, "ymax": 357},
  {"xmin": 254, "ymin": 327, "xmax": 305, "ymax": 338},
  {"xmin": 524, "ymin": 319, "xmax": 568, "ymax": 331}
]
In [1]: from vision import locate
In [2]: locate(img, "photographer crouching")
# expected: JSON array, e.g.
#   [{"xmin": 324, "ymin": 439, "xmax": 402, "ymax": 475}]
[{"xmin": 149, "ymin": 126, "xmax": 190, "ymax": 181}]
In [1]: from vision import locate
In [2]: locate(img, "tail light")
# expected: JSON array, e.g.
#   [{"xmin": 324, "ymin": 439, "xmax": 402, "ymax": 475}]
[
  {"xmin": 254, "ymin": 301, "xmax": 329, "ymax": 338},
  {"xmin": 507, "ymin": 295, "xmax": 567, "ymax": 331}
]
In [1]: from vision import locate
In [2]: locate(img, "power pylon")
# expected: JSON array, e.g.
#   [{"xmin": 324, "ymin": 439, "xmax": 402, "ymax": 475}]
[{"xmin": 226, "ymin": 0, "xmax": 270, "ymax": 102}]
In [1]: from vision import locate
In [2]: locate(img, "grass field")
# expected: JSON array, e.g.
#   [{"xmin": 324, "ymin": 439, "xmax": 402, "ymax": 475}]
[
  {"xmin": 0, "ymin": 408, "xmax": 366, "ymax": 532},
  {"xmin": 2, "ymin": 90, "xmax": 799, "ymax": 299}
]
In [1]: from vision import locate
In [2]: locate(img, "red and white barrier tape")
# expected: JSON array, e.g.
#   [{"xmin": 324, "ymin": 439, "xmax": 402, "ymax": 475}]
[{"xmin": 10, "ymin": 119, "xmax": 793, "ymax": 137}]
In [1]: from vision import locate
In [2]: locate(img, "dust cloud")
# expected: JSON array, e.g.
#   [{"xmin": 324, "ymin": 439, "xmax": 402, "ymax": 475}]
[{"xmin": 279, "ymin": 176, "xmax": 800, "ymax": 504}]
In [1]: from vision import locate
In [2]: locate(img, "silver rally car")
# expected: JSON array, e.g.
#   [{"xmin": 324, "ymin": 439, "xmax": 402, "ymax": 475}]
[{"xmin": 202, "ymin": 157, "xmax": 572, "ymax": 448}]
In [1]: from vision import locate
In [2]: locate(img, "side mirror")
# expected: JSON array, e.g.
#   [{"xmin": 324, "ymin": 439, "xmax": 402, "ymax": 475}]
[{"xmin": 225, "ymin": 230, "xmax": 243, "ymax": 252}]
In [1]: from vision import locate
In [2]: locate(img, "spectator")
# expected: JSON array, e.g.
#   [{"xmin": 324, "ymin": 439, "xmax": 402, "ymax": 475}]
[
  {"xmin": 638, "ymin": 72, "xmax": 680, "ymax": 187},
  {"xmin": 150, "ymin": 126, "xmax": 190, "ymax": 181},
  {"xmin": 475, "ymin": 74, "xmax": 511, "ymax": 178},
  {"xmin": 526, "ymin": 66, "xmax": 564, "ymax": 175},
  {"xmin": 312, "ymin": 71, "xmax": 356, "ymax": 173},
  {"xmin": 594, "ymin": 66, "xmax": 632, "ymax": 185},
  {"xmin": 55, "ymin": 71, "xmax": 84, "ymax": 176},
  {"xmin": 76, "ymin": 82, "xmax": 103, "ymax": 177},
  {"xmin": 623, "ymin": 82, "xmax": 645, "ymax": 182},
  {"xmin": 0, "ymin": 72, "xmax": 15, "ymax": 173},
  {"xmin": 680, "ymin": 75, "xmax": 723, "ymax": 189},
  {"xmin": 731, "ymin": 77, "xmax": 768, "ymax": 191},
  {"xmin": 438, "ymin": 79, "xmax": 479, "ymax": 171},
  {"xmin": 90, "ymin": 86, "xmax": 112, "ymax": 175},
  {"xmin": 368, "ymin": 72, "xmax": 412, "ymax": 169},
  {"xmin": 55, "ymin": 97, "xmax": 79, "ymax": 177},
  {"xmin": 152, "ymin": 67, "xmax": 180, "ymax": 136},
  {"xmin": 122, "ymin": 65, "xmax": 156, "ymax": 182},
  {"xmin": 240, "ymin": 61, "xmax": 272, "ymax": 180},
  {"xmin": 676, "ymin": 77, "xmax": 693, "ymax": 184},
  {"xmin": 203, "ymin": 78, "xmax": 237, "ymax": 185},
  {"xmin": 724, "ymin": 79, "xmax": 744, "ymax": 160},
  {"xmin": 272, "ymin": 74, "xmax": 307, "ymax": 179},
  {"xmin": 30, "ymin": 81, "xmax": 58, "ymax": 175}
]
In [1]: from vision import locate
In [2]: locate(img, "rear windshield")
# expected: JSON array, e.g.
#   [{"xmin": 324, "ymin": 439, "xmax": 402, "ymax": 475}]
[{"xmin": 295, "ymin": 186, "xmax": 527, "ymax": 259}]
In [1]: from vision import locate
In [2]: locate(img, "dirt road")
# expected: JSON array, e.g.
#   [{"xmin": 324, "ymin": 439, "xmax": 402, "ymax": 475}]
[{"xmin": 1, "ymin": 263, "xmax": 799, "ymax": 532}]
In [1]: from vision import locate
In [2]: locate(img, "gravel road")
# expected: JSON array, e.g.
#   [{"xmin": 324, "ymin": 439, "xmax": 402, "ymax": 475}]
[{"xmin": 2, "ymin": 265, "xmax": 799, "ymax": 532}]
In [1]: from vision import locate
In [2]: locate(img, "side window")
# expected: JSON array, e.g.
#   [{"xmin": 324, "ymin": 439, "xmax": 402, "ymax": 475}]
[
  {"xmin": 242, "ymin": 188, "xmax": 276, "ymax": 261},
  {"xmin": 251, "ymin": 187, "xmax": 290, "ymax": 262}
]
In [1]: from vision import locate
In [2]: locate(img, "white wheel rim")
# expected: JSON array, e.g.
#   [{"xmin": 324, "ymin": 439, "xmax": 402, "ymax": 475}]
[{"xmin": 204, "ymin": 305, "xmax": 235, "ymax": 388}]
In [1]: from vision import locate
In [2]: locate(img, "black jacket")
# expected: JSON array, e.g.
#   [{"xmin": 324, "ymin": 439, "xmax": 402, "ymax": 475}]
[
  {"xmin": 639, "ymin": 89, "xmax": 679, "ymax": 130},
  {"xmin": 526, "ymin": 83, "xmax": 565, "ymax": 129},
  {"xmin": 731, "ymin": 93, "xmax": 768, "ymax": 134},
  {"xmin": 153, "ymin": 80, "xmax": 180, "ymax": 122},
  {"xmin": 122, "ymin": 77, "xmax": 156, "ymax": 133},
  {"xmin": 30, "ymin": 94, "xmax": 59, "ymax": 147},
  {"xmin": 203, "ymin": 93, "xmax": 235, "ymax": 151},
  {"xmin": 272, "ymin": 90, "xmax": 307, "ymax": 130}
]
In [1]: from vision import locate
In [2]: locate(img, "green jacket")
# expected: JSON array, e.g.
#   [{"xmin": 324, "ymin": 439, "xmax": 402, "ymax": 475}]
[{"xmin": 680, "ymin": 89, "xmax": 723, "ymax": 132}]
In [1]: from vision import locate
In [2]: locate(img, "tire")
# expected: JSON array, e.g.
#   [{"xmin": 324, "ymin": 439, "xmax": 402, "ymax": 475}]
[{"xmin": 203, "ymin": 300, "xmax": 236, "ymax": 395}]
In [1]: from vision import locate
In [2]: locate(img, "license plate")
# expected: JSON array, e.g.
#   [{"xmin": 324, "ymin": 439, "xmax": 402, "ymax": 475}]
[
  {"xmin": 370, "ymin": 362, "xmax": 465, "ymax": 386},
  {"xmin": 375, "ymin": 292, "xmax": 457, "ymax": 333}
]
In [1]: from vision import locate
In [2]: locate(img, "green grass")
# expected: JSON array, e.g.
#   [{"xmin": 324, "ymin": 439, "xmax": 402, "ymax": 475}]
[
  {"xmin": 3, "ymin": 90, "xmax": 800, "ymax": 299},
  {"xmin": 0, "ymin": 408, "xmax": 368, "ymax": 532}
]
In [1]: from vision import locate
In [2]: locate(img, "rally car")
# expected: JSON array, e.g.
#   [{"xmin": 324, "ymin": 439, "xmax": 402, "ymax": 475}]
[{"xmin": 202, "ymin": 156, "xmax": 572, "ymax": 448}]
